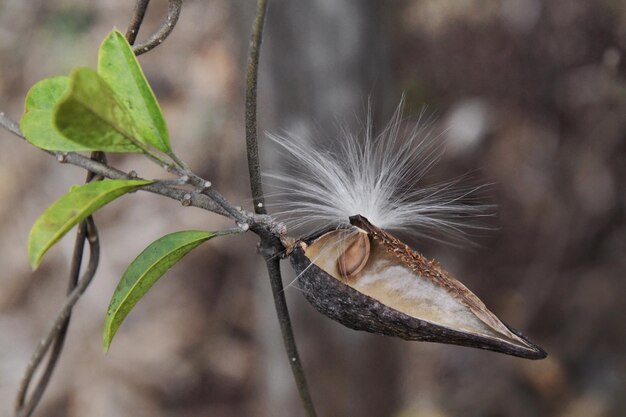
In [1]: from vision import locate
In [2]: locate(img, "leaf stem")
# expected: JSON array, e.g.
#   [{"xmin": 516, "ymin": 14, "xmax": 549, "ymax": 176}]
[
  {"xmin": 140, "ymin": 146, "xmax": 175, "ymax": 171},
  {"xmin": 167, "ymin": 150, "xmax": 192, "ymax": 172}
]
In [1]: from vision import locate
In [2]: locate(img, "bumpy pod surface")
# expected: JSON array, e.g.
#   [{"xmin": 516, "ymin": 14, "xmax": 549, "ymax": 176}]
[{"xmin": 290, "ymin": 216, "xmax": 546, "ymax": 360}]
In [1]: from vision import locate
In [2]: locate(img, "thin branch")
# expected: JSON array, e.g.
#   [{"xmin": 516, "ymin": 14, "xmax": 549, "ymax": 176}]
[
  {"xmin": 0, "ymin": 114, "xmax": 234, "ymax": 217},
  {"xmin": 15, "ymin": 222, "xmax": 88, "ymax": 417},
  {"xmin": 15, "ymin": 154, "xmax": 105, "ymax": 417},
  {"xmin": 3, "ymin": 103, "xmax": 253, "ymax": 223},
  {"xmin": 2, "ymin": 63, "xmax": 250, "ymax": 226},
  {"xmin": 4, "ymin": 113, "xmax": 291, "ymax": 234},
  {"xmin": 245, "ymin": 0, "xmax": 269, "ymax": 215},
  {"xmin": 264, "ymin": 255, "xmax": 318, "ymax": 417},
  {"xmin": 64, "ymin": 153, "xmax": 235, "ymax": 219},
  {"xmin": 15, "ymin": 218, "xmax": 100, "ymax": 417},
  {"xmin": 125, "ymin": 0, "xmax": 151, "ymax": 44},
  {"xmin": 243, "ymin": 1, "xmax": 319, "ymax": 416},
  {"xmin": 13, "ymin": 153, "xmax": 106, "ymax": 417},
  {"xmin": 0, "ymin": 111, "xmax": 22, "ymax": 137},
  {"xmin": 133, "ymin": 0, "xmax": 183, "ymax": 56}
]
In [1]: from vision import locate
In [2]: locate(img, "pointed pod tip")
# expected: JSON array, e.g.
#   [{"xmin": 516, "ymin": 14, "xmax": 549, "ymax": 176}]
[
  {"xmin": 506, "ymin": 326, "xmax": 548, "ymax": 360},
  {"xmin": 518, "ymin": 347, "xmax": 547, "ymax": 360}
]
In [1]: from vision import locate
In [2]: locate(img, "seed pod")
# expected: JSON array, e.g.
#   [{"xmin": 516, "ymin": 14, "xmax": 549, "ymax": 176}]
[{"xmin": 290, "ymin": 215, "xmax": 546, "ymax": 359}]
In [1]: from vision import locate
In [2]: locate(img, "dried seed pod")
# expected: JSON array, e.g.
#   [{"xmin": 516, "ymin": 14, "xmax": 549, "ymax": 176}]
[{"xmin": 290, "ymin": 215, "xmax": 546, "ymax": 359}]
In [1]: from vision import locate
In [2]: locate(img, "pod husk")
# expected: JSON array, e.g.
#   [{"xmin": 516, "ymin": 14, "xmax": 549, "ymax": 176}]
[{"xmin": 290, "ymin": 222, "xmax": 546, "ymax": 360}]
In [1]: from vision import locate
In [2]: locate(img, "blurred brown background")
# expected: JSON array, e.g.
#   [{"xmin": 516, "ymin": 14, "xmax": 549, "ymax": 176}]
[{"xmin": 1, "ymin": 0, "xmax": 625, "ymax": 416}]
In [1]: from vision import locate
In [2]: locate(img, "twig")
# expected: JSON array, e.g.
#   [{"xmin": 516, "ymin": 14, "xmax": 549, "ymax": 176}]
[
  {"xmin": 14, "ymin": 153, "xmax": 105, "ymax": 417},
  {"xmin": 0, "ymin": 111, "xmax": 22, "ymax": 137},
  {"xmin": 1, "ymin": 113, "xmax": 287, "ymax": 234},
  {"xmin": 2, "ymin": 92, "xmax": 247, "ymax": 223},
  {"xmin": 2, "ymin": 72, "xmax": 247, "ymax": 225},
  {"xmin": 125, "ymin": 0, "xmax": 151, "ymax": 44},
  {"xmin": 133, "ymin": 0, "xmax": 183, "ymax": 56},
  {"xmin": 0, "ymin": 115, "xmax": 233, "ymax": 217},
  {"xmin": 264, "ymin": 254, "xmax": 319, "ymax": 417},
  {"xmin": 245, "ymin": 0, "xmax": 268, "ymax": 215},
  {"xmin": 10, "ymin": 117, "xmax": 282, "ymax": 240},
  {"xmin": 243, "ymin": 1, "xmax": 319, "ymax": 416},
  {"xmin": 15, "ymin": 218, "xmax": 100, "ymax": 417},
  {"xmin": 14, "ymin": 218, "xmax": 91, "ymax": 417}
]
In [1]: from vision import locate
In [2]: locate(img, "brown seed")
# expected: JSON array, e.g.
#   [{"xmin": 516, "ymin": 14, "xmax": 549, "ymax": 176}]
[{"xmin": 337, "ymin": 231, "xmax": 371, "ymax": 279}]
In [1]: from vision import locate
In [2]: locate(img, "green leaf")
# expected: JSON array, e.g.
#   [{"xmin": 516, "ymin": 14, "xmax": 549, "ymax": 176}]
[
  {"xmin": 28, "ymin": 179, "xmax": 151, "ymax": 269},
  {"xmin": 102, "ymin": 230, "xmax": 218, "ymax": 352},
  {"xmin": 54, "ymin": 67, "xmax": 144, "ymax": 153},
  {"xmin": 20, "ymin": 76, "xmax": 97, "ymax": 151},
  {"xmin": 98, "ymin": 30, "xmax": 170, "ymax": 153}
]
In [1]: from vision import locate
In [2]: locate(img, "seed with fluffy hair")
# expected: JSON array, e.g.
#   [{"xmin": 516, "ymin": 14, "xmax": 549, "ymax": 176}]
[{"xmin": 264, "ymin": 101, "xmax": 492, "ymax": 243}]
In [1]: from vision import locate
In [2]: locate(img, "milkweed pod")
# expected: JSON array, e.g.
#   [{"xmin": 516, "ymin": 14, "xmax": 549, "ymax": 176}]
[{"xmin": 290, "ymin": 215, "xmax": 547, "ymax": 360}]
